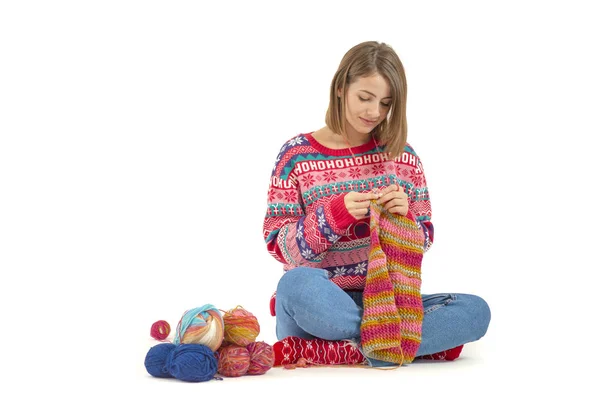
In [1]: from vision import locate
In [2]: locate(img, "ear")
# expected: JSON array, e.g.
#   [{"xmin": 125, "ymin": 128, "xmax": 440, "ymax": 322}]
[{"xmin": 337, "ymin": 88, "xmax": 342, "ymax": 97}]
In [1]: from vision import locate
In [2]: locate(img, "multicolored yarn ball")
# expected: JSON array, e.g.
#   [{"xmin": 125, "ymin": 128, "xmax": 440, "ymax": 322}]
[
  {"xmin": 173, "ymin": 304, "xmax": 224, "ymax": 351},
  {"xmin": 144, "ymin": 343, "xmax": 218, "ymax": 382},
  {"xmin": 217, "ymin": 345, "xmax": 250, "ymax": 377},
  {"xmin": 246, "ymin": 341, "xmax": 274, "ymax": 375},
  {"xmin": 150, "ymin": 320, "xmax": 171, "ymax": 340},
  {"xmin": 222, "ymin": 306, "xmax": 260, "ymax": 346}
]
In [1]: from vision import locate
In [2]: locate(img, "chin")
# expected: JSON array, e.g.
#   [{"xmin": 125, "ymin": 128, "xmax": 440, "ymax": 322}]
[{"xmin": 355, "ymin": 125, "xmax": 375, "ymax": 135}]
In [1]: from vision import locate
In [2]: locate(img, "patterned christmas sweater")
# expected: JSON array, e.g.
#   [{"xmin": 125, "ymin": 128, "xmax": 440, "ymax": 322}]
[{"xmin": 263, "ymin": 132, "xmax": 434, "ymax": 291}]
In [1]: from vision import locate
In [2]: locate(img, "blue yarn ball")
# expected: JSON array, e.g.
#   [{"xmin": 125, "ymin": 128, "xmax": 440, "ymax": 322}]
[
  {"xmin": 145, "ymin": 343, "xmax": 176, "ymax": 378},
  {"xmin": 166, "ymin": 344, "xmax": 218, "ymax": 382}
]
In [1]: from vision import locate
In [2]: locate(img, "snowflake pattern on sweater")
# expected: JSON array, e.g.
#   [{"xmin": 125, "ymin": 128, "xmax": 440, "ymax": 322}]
[{"xmin": 263, "ymin": 132, "xmax": 434, "ymax": 290}]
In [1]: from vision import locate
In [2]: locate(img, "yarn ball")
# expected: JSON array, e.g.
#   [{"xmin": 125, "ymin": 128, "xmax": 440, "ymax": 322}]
[
  {"xmin": 222, "ymin": 306, "xmax": 260, "ymax": 346},
  {"xmin": 150, "ymin": 320, "xmax": 171, "ymax": 340},
  {"xmin": 145, "ymin": 343, "xmax": 176, "ymax": 378},
  {"xmin": 246, "ymin": 341, "xmax": 274, "ymax": 375},
  {"xmin": 166, "ymin": 344, "xmax": 218, "ymax": 382},
  {"xmin": 217, "ymin": 345, "xmax": 250, "ymax": 377},
  {"xmin": 173, "ymin": 304, "xmax": 224, "ymax": 351},
  {"xmin": 144, "ymin": 343, "xmax": 218, "ymax": 382}
]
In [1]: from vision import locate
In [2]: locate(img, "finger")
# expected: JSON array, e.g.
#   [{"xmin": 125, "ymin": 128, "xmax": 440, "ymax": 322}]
[
  {"xmin": 394, "ymin": 184, "xmax": 408, "ymax": 195},
  {"xmin": 383, "ymin": 199, "xmax": 396, "ymax": 211},
  {"xmin": 350, "ymin": 192, "xmax": 381, "ymax": 202},
  {"xmin": 349, "ymin": 202, "xmax": 373, "ymax": 213},
  {"xmin": 384, "ymin": 199, "xmax": 408, "ymax": 211},
  {"xmin": 390, "ymin": 193, "xmax": 409, "ymax": 204},
  {"xmin": 377, "ymin": 184, "xmax": 405, "ymax": 204},
  {"xmin": 351, "ymin": 208, "xmax": 370, "ymax": 218},
  {"xmin": 377, "ymin": 192, "xmax": 396, "ymax": 205},
  {"xmin": 378, "ymin": 189, "xmax": 405, "ymax": 205},
  {"xmin": 377, "ymin": 184, "xmax": 398, "ymax": 197},
  {"xmin": 388, "ymin": 205, "xmax": 409, "ymax": 216}
]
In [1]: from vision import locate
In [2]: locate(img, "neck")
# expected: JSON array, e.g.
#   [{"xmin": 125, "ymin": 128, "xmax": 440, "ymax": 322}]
[
  {"xmin": 342, "ymin": 123, "xmax": 373, "ymax": 147},
  {"xmin": 341, "ymin": 131, "xmax": 372, "ymax": 148}
]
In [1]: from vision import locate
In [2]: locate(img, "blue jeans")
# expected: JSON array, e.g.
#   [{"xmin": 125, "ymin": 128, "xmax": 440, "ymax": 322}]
[{"xmin": 275, "ymin": 267, "xmax": 491, "ymax": 366}]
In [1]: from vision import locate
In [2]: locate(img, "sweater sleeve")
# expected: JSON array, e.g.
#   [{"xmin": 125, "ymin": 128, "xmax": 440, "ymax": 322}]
[
  {"xmin": 397, "ymin": 146, "xmax": 434, "ymax": 253},
  {"xmin": 263, "ymin": 140, "xmax": 356, "ymax": 266}
]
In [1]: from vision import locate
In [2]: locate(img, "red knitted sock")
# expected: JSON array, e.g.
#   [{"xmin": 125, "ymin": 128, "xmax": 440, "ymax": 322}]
[
  {"xmin": 417, "ymin": 345, "xmax": 464, "ymax": 361},
  {"xmin": 273, "ymin": 336, "xmax": 365, "ymax": 367}
]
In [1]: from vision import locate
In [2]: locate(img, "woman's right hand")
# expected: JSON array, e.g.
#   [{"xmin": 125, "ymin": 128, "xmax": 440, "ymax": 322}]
[{"xmin": 344, "ymin": 191, "xmax": 382, "ymax": 220}]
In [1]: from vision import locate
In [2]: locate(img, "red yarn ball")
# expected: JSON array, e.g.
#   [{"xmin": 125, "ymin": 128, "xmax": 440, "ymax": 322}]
[
  {"xmin": 217, "ymin": 345, "xmax": 250, "ymax": 377},
  {"xmin": 246, "ymin": 341, "xmax": 274, "ymax": 375},
  {"xmin": 150, "ymin": 320, "xmax": 171, "ymax": 340}
]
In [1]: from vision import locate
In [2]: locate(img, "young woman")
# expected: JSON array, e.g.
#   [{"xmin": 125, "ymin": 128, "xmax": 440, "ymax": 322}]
[{"xmin": 262, "ymin": 41, "xmax": 491, "ymax": 368}]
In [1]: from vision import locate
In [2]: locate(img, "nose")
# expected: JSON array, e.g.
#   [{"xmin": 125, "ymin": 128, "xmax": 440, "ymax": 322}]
[{"xmin": 366, "ymin": 103, "xmax": 380, "ymax": 120}]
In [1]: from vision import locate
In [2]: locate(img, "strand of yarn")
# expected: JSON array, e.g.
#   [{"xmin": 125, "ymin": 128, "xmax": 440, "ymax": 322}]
[
  {"xmin": 282, "ymin": 358, "xmax": 374, "ymax": 370},
  {"xmin": 283, "ymin": 357, "xmax": 310, "ymax": 369},
  {"xmin": 173, "ymin": 304, "xmax": 224, "ymax": 351},
  {"xmin": 222, "ymin": 306, "xmax": 260, "ymax": 346}
]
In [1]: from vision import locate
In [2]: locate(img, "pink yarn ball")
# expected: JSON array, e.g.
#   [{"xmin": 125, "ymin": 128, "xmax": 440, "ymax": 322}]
[
  {"xmin": 150, "ymin": 320, "xmax": 171, "ymax": 340},
  {"xmin": 246, "ymin": 341, "xmax": 274, "ymax": 375},
  {"xmin": 217, "ymin": 345, "xmax": 250, "ymax": 377}
]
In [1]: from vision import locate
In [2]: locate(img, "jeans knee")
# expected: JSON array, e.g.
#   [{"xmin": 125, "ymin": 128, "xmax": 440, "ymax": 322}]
[
  {"xmin": 468, "ymin": 294, "xmax": 491, "ymax": 339},
  {"xmin": 276, "ymin": 267, "xmax": 324, "ymax": 300}
]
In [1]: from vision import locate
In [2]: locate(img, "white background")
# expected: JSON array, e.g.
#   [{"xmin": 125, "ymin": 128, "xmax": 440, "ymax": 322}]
[{"xmin": 1, "ymin": 1, "xmax": 597, "ymax": 398}]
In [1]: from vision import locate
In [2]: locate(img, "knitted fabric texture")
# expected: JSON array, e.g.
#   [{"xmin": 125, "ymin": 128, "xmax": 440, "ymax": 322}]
[
  {"xmin": 360, "ymin": 200, "xmax": 425, "ymax": 365},
  {"xmin": 264, "ymin": 133, "xmax": 434, "ymax": 292}
]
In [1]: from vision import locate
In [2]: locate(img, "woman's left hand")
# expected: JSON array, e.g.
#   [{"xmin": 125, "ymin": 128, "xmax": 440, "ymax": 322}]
[{"xmin": 376, "ymin": 184, "xmax": 409, "ymax": 216}]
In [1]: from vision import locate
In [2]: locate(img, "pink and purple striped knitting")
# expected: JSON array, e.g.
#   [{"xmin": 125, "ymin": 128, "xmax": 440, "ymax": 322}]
[{"xmin": 360, "ymin": 200, "xmax": 425, "ymax": 365}]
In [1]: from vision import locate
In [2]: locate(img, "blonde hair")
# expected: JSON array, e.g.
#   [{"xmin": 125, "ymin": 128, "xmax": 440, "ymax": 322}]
[{"xmin": 325, "ymin": 41, "xmax": 408, "ymax": 158}]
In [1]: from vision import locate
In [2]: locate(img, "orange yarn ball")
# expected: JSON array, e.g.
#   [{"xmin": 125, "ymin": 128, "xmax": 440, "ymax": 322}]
[
  {"xmin": 222, "ymin": 306, "xmax": 260, "ymax": 347},
  {"xmin": 217, "ymin": 345, "xmax": 250, "ymax": 377},
  {"xmin": 246, "ymin": 341, "xmax": 274, "ymax": 375},
  {"xmin": 150, "ymin": 320, "xmax": 171, "ymax": 340}
]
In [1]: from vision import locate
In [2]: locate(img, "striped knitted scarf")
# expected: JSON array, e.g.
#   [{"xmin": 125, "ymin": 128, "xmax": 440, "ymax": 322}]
[{"xmin": 360, "ymin": 200, "xmax": 425, "ymax": 365}]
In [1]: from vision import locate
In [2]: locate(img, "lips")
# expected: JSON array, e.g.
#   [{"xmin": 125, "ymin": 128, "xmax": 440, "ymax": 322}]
[{"xmin": 360, "ymin": 117, "xmax": 377, "ymax": 125}]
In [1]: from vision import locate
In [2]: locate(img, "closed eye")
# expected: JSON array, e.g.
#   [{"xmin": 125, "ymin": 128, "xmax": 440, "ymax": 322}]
[{"xmin": 359, "ymin": 96, "xmax": 391, "ymax": 107}]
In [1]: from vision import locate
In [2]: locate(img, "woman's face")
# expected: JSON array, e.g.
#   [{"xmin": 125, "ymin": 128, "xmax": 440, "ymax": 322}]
[{"xmin": 341, "ymin": 73, "xmax": 392, "ymax": 139}]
